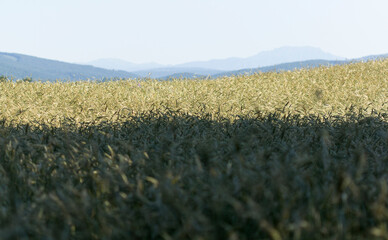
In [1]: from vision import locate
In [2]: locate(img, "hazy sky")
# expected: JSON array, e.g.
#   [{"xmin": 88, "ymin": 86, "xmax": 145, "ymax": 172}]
[{"xmin": 1, "ymin": 0, "xmax": 388, "ymax": 64}]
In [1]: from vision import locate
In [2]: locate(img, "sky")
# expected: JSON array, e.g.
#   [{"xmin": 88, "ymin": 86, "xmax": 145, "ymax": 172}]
[{"xmin": 1, "ymin": 0, "xmax": 388, "ymax": 65}]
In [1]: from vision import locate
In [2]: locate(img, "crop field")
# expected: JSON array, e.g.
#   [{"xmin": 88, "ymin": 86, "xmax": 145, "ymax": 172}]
[{"xmin": 0, "ymin": 60, "xmax": 387, "ymax": 239}]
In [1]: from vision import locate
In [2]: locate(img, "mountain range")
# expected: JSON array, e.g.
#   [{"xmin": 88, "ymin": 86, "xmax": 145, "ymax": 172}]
[
  {"xmin": 86, "ymin": 46, "xmax": 345, "ymax": 78},
  {"xmin": 219, "ymin": 52, "xmax": 388, "ymax": 78},
  {"xmin": 0, "ymin": 46, "xmax": 387, "ymax": 81}
]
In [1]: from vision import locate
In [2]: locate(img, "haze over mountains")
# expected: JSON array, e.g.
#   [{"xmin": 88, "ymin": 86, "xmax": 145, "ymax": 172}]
[
  {"xmin": 0, "ymin": 46, "xmax": 387, "ymax": 81},
  {"xmin": 87, "ymin": 58, "xmax": 164, "ymax": 72},
  {"xmin": 86, "ymin": 46, "xmax": 345, "ymax": 78},
  {"xmin": 174, "ymin": 46, "xmax": 344, "ymax": 70}
]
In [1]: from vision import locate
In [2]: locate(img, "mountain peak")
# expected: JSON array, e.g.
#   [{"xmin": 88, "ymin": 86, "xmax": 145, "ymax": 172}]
[{"xmin": 173, "ymin": 46, "xmax": 344, "ymax": 71}]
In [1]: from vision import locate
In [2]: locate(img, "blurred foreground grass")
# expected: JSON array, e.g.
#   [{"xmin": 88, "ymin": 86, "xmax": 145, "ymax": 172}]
[{"xmin": 0, "ymin": 60, "xmax": 387, "ymax": 239}]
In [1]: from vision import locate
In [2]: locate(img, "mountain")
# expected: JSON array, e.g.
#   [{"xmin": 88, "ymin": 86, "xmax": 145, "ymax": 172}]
[
  {"xmin": 174, "ymin": 46, "xmax": 345, "ymax": 71},
  {"xmin": 159, "ymin": 72, "xmax": 207, "ymax": 80},
  {"xmin": 0, "ymin": 52, "xmax": 138, "ymax": 81},
  {"xmin": 2, "ymin": 49, "xmax": 387, "ymax": 82},
  {"xmin": 86, "ymin": 58, "xmax": 164, "ymax": 72},
  {"xmin": 133, "ymin": 67, "xmax": 223, "ymax": 78},
  {"xmin": 86, "ymin": 46, "xmax": 344, "ymax": 78},
  {"xmin": 358, "ymin": 53, "xmax": 388, "ymax": 61},
  {"xmin": 85, "ymin": 60, "xmax": 222, "ymax": 78},
  {"xmin": 213, "ymin": 53, "xmax": 388, "ymax": 78},
  {"xmin": 213, "ymin": 59, "xmax": 347, "ymax": 78}
]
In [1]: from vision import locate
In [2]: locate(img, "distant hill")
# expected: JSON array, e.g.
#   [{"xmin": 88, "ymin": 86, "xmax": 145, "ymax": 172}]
[
  {"xmin": 85, "ymin": 60, "xmax": 223, "ymax": 79},
  {"xmin": 213, "ymin": 54, "xmax": 388, "ymax": 78},
  {"xmin": 214, "ymin": 59, "xmax": 347, "ymax": 77},
  {"xmin": 133, "ymin": 67, "xmax": 223, "ymax": 78},
  {"xmin": 159, "ymin": 72, "xmax": 207, "ymax": 80},
  {"xmin": 86, "ymin": 46, "xmax": 344, "ymax": 78},
  {"xmin": 357, "ymin": 53, "xmax": 388, "ymax": 61},
  {"xmin": 0, "ymin": 52, "xmax": 138, "ymax": 81},
  {"xmin": 86, "ymin": 58, "xmax": 164, "ymax": 72},
  {"xmin": 1, "ymin": 49, "xmax": 387, "ymax": 82},
  {"xmin": 173, "ymin": 46, "xmax": 345, "ymax": 71}
]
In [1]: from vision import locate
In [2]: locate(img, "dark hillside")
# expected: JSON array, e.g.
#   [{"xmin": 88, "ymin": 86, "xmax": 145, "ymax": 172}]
[{"xmin": 0, "ymin": 52, "xmax": 138, "ymax": 81}]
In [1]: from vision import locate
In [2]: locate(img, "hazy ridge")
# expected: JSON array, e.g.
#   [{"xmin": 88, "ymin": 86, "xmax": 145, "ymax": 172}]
[{"xmin": 0, "ymin": 47, "xmax": 387, "ymax": 81}]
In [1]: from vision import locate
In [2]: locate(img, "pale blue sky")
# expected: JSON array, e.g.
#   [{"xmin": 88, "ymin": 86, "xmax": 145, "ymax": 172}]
[{"xmin": 1, "ymin": 0, "xmax": 388, "ymax": 64}]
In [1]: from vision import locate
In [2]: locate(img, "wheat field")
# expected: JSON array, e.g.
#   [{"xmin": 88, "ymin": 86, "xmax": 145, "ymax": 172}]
[
  {"xmin": 1, "ymin": 60, "xmax": 386, "ymax": 124},
  {"xmin": 0, "ymin": 60, "xmax": 387, "ymax": 239}
]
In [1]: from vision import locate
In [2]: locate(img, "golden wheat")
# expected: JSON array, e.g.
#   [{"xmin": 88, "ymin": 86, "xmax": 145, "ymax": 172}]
[{"xmin": 0, "ymin": 60, "xmax": 386, "ymax": 126}]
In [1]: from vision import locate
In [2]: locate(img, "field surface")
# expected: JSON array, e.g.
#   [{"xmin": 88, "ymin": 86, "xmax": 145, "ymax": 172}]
[{"xmin": 0, "ymin": 60, "xmax": 387, "ymax": 239}]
